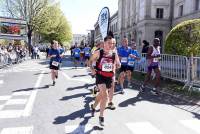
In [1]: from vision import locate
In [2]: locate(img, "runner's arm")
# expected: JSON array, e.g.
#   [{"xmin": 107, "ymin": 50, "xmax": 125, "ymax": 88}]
[
  {"xmin": 115, "ymin": 53, "xmax": 121, "ymax": 69},
  {"xmin": 89, "ymin": 50, "xmax": 99, "ymax": 75},
  {"xmin": 146, "ymin": 46, "xmax": 153, "ymax": 59}
]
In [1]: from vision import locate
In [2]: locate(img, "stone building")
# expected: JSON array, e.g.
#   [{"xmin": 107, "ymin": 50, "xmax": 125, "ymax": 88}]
[
  {"xmin": 118, "ymin": 0, "xmax": 200, "ymax": 52},
  {"xmin": 71, "ymin": 34, "xmax": 87, "ymax": 46}
]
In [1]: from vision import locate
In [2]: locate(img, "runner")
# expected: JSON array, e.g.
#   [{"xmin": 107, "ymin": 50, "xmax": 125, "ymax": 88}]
[
  {"xmin": 107, "ymin": 38, "xmax": 121, "ymax": 110},
  {"xmin": 89, "ymin": 35, "xmax": 119, "ymax": 126},
  {"xmin": 140, "ymin": 38, "xmax": 161, "ymax": 95},
  {"xmin": 91, "ymin": 41, "xmax": 104, "ymax": 96},
  {"xmin": 127, "ymin": 41, "xmax": 140, "ymax": 88},
  {"xmin": 83, "ymin": 45, "xmax": 91, "ymax": 67},
  {"xmin": 117, "ymin": 37, "xmax": 131, "ymax": 94},
  {"xmin": 48, "ymin": 40, "xmax": 62, "ymax": 86},
  {"xmin": 72, "ymin": 45, "xmax": 81, "ymax": 68},
  {"xmin": 58, "ymin": 44, "xmax": 65, "ymax": 69},
  {"xmin": 80, "ymin": 45, "xmax": 85, "ymax": 65}
]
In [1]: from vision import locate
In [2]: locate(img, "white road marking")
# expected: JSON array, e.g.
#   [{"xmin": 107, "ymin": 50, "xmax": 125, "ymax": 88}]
[
  {"xmin": 62, "ymin": 67, "xmax": 87, "ymax": 71},
  {"xmin": 0, "ymin": 80, "xmax": 3, "ymax": 84},
  {"xmin": 0, "ymin": 96, "xmax": 11, "ymax": 101},
  {"xmin": 126, "ymin": 122, "xmax": 163, "ymax": 134},
  {"xmin": 13, "ymin": 91, "xmax": 31, "ymax": 96},
  {"xmin": 0, "ymin": 110, "xmax": 23, "ymax": 118},
  {"xmin": 65, "ymin": 124, "xmax": 96, "ymax": 134},
  {"xmin": 5, "ymin": 99, "xmax": 27, "ymax": 105},
  {"xmin": 0, "ymin": 126, "xmax": 33, "ymax": 134},
  {"xmin": 62, "ymin": 72, "xmax": 92, "ymax": 83},
  {"xmin": 180, "ymin": 119, "xmax": 200, "ymax": 134},
  {"xmin": 0, "ymin": 105, "xmax": 4, "ymax": 110},
  {"xmin": 22, "ymin": 71, "xmax": 45, "ymax": 117}
]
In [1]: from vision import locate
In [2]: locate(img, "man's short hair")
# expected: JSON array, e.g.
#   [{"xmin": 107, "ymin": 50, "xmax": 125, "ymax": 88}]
[{"xmin": 104, "ymin": 35, "xmax": 113, "ymax": 42}]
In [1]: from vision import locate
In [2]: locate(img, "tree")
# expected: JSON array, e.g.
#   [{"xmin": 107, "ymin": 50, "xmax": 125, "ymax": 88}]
[
  {"xmin": 5, "ymin": 0, "xmax": 49, "ymax": 47},
  {"xmin": 165, "ymin": 19, "xmax": 200, "ymax": 56},
  {"xmin": 35, "ymin": 4, "xmax": 72, "ymax": 44}
]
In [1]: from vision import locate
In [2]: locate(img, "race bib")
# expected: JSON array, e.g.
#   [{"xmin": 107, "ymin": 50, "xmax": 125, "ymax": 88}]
[
  {"xmin": 153, "ymin": 58, "xmax": 159, "ymax": 62},
  {"xmin": 102, "ymin": 63, "xmax": 113, "ymax": 72},
  {"xmin": 128, "ymin": 61, "xmax": 135, "ymax": 66},
  {"xmin": 75, "ymin": 52, "xmax": 78, "ymax": 55},
  {"xmin": 52, "ymin": 61, "xmax": 59, "ymax": 67},
  {"xmin": 85, "ymin": 52, "xmax": 89, "ymax": 55},
  {"xmin": 121, "ymin": 57, "xmax": 128, "ymax": 63}
]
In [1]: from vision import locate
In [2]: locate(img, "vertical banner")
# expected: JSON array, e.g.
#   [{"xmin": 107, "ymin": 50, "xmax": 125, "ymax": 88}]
[{"xmin": 98, "ymin": 7, "xmax": 110, "ymax": 40}]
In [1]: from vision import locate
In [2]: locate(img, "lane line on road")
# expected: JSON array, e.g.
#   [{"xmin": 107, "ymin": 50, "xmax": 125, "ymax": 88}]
[
  {"xmin": 0, "ymin": 105, "xmax": 4, "ymax": 111},
  {"xmin": 22, "ymin": 71, "xmax": 45, "ymax": 117},
  {"xmin": 180, "ymin": 119, "xmax": 200, "ymax": 134},
  {"xmin": 65, "ymin": 124, "xmax": 96, "ymax": 134},
  {"xmin": 62, "ymin": 72, "xmax": 92, "ymax": 83},
  {"xmin": 5, "ymin": 99, "xmax": 27, "ymax": 105},
  {"xmin": 0, "ymin": 80, "xmax": 3, "ymax": 84},
  {"xmin": 126, "ymin": 122, "xmax": 163, "ymax": 134},
  {"xmin": 0, "ymin": 96, "xmax": 11, "ymax": 101},
  {"xmin": 0, "ymin": 110, "xmax": 24, "ymax": 118},
  {"xmin": 13, "ymin": 91, "xmax": 31, "ymax": 96},
  {"xmin": 0, "ymin": 126, "xmax": 33, "ymax": 134}
]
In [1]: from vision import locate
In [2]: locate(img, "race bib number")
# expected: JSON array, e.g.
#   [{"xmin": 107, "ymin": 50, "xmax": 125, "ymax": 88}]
[
  {"xmin": 121, "ymin": 57, "xmax": 128, "ymax": 63},
  {"xmin": 153, "ymin": 58, "xmax": 159, "ymax": 62},
  {"xmin": 85, "ymin": 52, "xmax": 89, "ymax": 55},
  {"xmin": 102, "ymin": 63, "xmax": 113, "ymax": 72},
  {"xmin": 128, "ymin": 61, "xmax": 135, "ymax": 66},
  {"xmin": 52, "ymin": 61, "xmax": 59, "ymax": 67},
  {"xmin": 75, "ymin": 52, "xmax": 78, "ymax": 55}
]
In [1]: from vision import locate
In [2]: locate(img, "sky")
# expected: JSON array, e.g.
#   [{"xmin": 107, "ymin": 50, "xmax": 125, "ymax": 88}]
[{"xmin": 60, "ymin": 0, "xmax": 118, "ymax": 34}]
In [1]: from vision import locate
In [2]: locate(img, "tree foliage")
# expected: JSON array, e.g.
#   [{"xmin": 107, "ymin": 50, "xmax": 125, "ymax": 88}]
[
  {"xmin": 165, "ymin": 19, "xmax": 200, "ymax": 56},
  {"xmin": 4, "ymin": 0, "xmax": 72, "ymax": 47},
  {"xmin": 34, "ymin": 4, "xmax": 72, "ymax": 44},
  {"xmin": 5, "ymin": 0, "xmax": 49, "ymax": 46}
]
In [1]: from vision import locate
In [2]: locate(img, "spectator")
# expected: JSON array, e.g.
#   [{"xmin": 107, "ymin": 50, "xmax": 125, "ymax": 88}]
[{"xmin": 142, "ymin": 40, "xmax": 149, "ymax": 53}]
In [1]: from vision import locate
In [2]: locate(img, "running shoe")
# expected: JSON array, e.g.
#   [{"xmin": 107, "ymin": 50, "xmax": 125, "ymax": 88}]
[
  {"xmin": 107, "ymin": 102, "xmax": 116, "ymax": 110},
  {"xmin": 99, "ymin": 116, "xmax": 104, "ymax": 126}
]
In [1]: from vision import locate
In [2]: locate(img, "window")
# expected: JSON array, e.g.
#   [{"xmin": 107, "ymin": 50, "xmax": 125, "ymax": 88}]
[
  {"xmin": 195, "ymin": 0, "xmax": 200, "ymax": 11},
  {"xmin": 179, "ymin": 5, "xmax": 183, "ymax": 17},
  {"xmin": 156, "ymin": 8, "xmax": 164, "ymax": 19}
]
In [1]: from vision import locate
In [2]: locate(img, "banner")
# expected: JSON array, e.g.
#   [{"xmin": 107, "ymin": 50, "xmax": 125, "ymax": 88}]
[{"xmin": 98, "ymin": 7, "xmax": 110, "ymax": 40}]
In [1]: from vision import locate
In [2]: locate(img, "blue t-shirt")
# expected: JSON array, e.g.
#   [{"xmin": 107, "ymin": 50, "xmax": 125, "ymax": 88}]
[
  {"xmin": 83, "ymin": 47, "xmax": 91, "ymax": 57},
  {"xmin": 59, "ymin": 48, "xmax": 64, "ymax": 62},
  {"xmin": 128, "ymin": 49, "xmax": 140, "ymax": 67},
  {"xmin": 48, "ymin": 49, "xmax": 61, "ymax": 62},
  {"xmin": 59, "ymin": 48, "xmax": 64, "ymax": 54},
  {"xmin": 73, "ymin": 48, "xmax": 81, "ymax": 58},
  {"xmin": 117, "ymin": 46, "xmax": 131, "ymax": 65}
]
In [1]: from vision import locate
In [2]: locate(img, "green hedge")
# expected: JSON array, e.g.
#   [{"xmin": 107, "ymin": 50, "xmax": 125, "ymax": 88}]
[{"xmin": 165, "ymin": 19, "xmax": 200, "ymax": 56}]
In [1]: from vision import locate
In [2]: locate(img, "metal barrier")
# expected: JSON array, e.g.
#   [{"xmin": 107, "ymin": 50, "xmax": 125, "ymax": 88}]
[
  {"xmin": 0, "ymin": 51, "xmax": 24, "ymax": 68},
  {"xmin": 190, "ymin": 57, "xmax": 200, "ymax": 87},
  {"xmin": 134, "ymin": 53, "xmax": 189, "ymax": 83},
  {"xmin": 0, "ymin": 53, "xmax": 9, "ymax": 67}
]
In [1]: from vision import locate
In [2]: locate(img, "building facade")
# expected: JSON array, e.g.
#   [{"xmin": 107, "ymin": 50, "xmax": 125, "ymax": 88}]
[
  {"xmin": 86, "ymin": 30, "xmax": 95, "ymax": 47},
  {"xmin": 94, "ymin": 22, "xmax": 102, "ymax": 43},
  {"xmin": 118, "ymin": 0, "xmax": 200, "ymax": 52},
  {"xmin": 71, "ymin": 34, "xmax": 87, "ymax": 46},
  {"xmin": 110, "ymin": 11, "xmax": 120, "ymax": 44}
]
